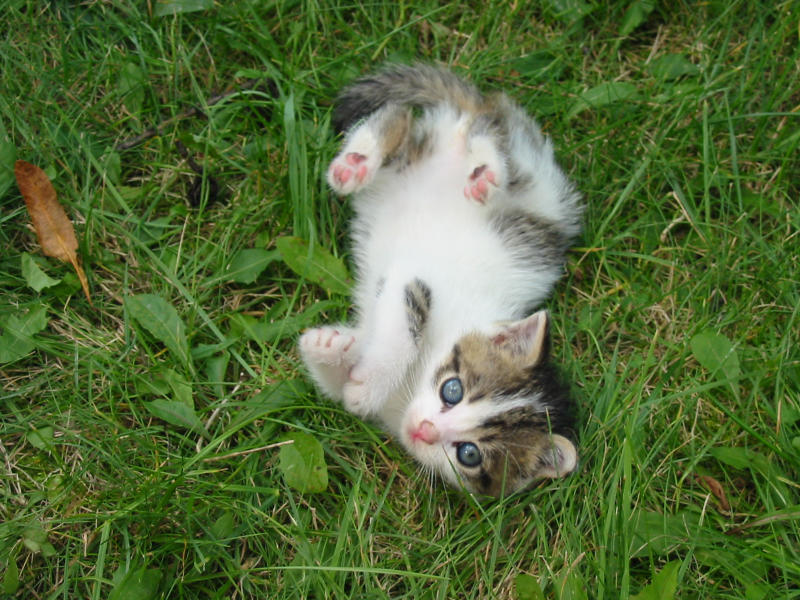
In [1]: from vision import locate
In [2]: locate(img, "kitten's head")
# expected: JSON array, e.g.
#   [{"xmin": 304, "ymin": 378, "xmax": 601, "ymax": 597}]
[{"xmin": 400, "ymin": 310, "xmax": 577, "ymax": 497}]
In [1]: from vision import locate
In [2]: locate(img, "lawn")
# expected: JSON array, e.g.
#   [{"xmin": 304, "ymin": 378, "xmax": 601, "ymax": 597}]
[{"xmin": 1, "ymin": 0, "xmax": 798, "ymax": 598}]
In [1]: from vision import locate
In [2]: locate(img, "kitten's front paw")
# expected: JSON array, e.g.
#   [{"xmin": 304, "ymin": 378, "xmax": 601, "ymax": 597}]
[
  {"xmin": 300, "ymin": 326, "xmax": 361, "ymax": 401},
  {"xmin": 300, "ymin": 326, "xmax": 358, "ymax": 366},
  {"xmin": 464, "ymin": 164, "xmax": 499, "ymax": 204}
]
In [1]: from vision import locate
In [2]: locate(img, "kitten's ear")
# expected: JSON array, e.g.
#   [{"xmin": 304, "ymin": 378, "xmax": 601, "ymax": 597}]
[
  {"xmin": 490, "ymin": 310, "xmax": 549, "ymax": 365},
  {"xmin": 538, "ymin": 434, "xmax": 577, "ymax": 479}
]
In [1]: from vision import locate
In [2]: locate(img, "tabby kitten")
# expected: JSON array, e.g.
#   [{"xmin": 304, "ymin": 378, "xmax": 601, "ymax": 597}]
[{"xmin": 299, "ymin": 64, "xmax": 582, "ymax": 496}]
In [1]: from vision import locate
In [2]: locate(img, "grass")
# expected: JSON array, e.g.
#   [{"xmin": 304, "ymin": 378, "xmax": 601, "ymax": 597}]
[{"xmin": 1, "ymin": 0, "xmax": 798, "ymax": 598}]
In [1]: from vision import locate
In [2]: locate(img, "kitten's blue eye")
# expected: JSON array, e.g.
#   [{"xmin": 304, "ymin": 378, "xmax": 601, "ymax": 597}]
[
  {"xmin": 456, "ymin": 442, "xmax": 482, "ymax": 467},
  {"xmin": 440, "ymin": 377, "xmax": 463, "ymax": 405}
]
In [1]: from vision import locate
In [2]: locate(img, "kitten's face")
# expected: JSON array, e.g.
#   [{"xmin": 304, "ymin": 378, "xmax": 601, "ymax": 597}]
[{"xmin": 399, "ymin": 312, "xmax": 577, "ymax": 497}]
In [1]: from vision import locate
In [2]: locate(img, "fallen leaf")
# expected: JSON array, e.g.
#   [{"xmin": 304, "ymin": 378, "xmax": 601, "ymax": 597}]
[
  {"xmin": 15, "ymin": 160, "xmax": 92, "ymax": 305},
  {"xmin": 695, "ymin": 474, "xmax": 731, "ymax": 511}
]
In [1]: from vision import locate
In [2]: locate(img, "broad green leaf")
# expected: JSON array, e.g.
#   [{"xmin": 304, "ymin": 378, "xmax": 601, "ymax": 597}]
[
  {"xmin": 3, "ymin": 552, "xmax": 19, "ymax": 594},
  {"xmin": 231, "ymin": 300, "xmax": 335, "ymax": 344},
  {"xmin": 162, "ymin": 367, "xmax": 193, "ymax": 406},
  {"xmin": 144, "ymin": 399, "xmax": 207, "ymax": 437},
  {"xmin": 191, "ymin": 339, "xmax": 236, "ymax": 361},
  {"xmin": 630, "ymin": 511, "xmax": 701, "ymax": 557},
  {"xmin": 709, "ymin": 446, "xmax": 750, "ymax": 469},
  {"xmin": 631, "ymin": 560, "xmax": 680, "ymax": 600},
  {"xmin": 204, "ymin": 351, "xmax": 230, "ymax": 399},
  {"xmin": 709, "ymin": 447, "xmax": 771, "ymax": 475},
  {"xmin": 547, "ymin": 0, "xmax": 593, "ymax": 23},
  {"xmin": 279, "ymin": 431, "xmax": 328, "ymax": 493},
  {"xmin": 102, "ymin": 147, "xmax": 122, "ymax": 184},
  {"xmin": 512, "ymin": 51, "xmax": 564, "ymax": 80},
  {"xmin": 46, "ymin": 474, "xmax": 65, "ymax": 503},
  {"xmin": 780, "ymin": 406, "xmax": 800, "ymax": 427},
  {"xmin": 22, "ymin": 523, "xmax": 56, "ymax": 557},
  {"xmin": 136, "ymin": 373, "xmax": 170, "ymax": 397},
  {"xmin": 49, "ymin": 270, "xmax": 82, "ymax": 300},
  {"xmin": 555, "ymin": 570, "xmax": 588, "ymax": 600},
  {"xmin": 690, "ymin": 330, "xmax": 740, "ymax": 380},
  {"xmin": 568, "ymin": 82, "xmax": 639, "ymax": 119},
  {"xmin": 619, "ymin": 0, "xmax": 656, "ymax": 38},
  {"xmin": 226, "ymin": 248, "xmax": 280, "ymax": 283},
  {"xmin": 21, "ymin": 253, "xmax": 61, "ymax": 291},
  {"xmin": 0, "ymin": 304, "xmax": 49, "ymax": 363},
  {"xmin": 0, "ymin": 129, "xmax": 16, "ymax": 199},
  {"xmin": 118, "ymin": 62, "xmax": 145, "ymax": 115},
  {"xmin": 648, "ymin": 54, "xmax": 699, "ymax": 80},
  {"xmin": 745, "ymin": 583, "xmax": 769, "ymax": 600},
  {"xmin": 515, "ymin": 573, "xmax": 546, "ymax": 600},
  {"xmin": 108, "ymin": 565, "xmax": 162, "ymax": 600},
  {"xmin": 27, "ymin": 426, "xmax": 54, "ymax": 450},
  {"xmin": 694, "ymin": 547, "xmax": 771, "ymax": 592},
  {"xmin": 210, "ymin": 512, "xmax": 235, "ymax": 541},
  {"xmin": 228, "ymin": 379, "xmax": 306, "ymax": 430},
  {"xmin": 125, "ymin": 294, "xmax": 191, "ymax": 368},
  {"xmin": 276, "ymin": 236, "xmax": 351, "ymax": 296},
  {"xmin": 154, "ymin": 0, "xmax": 213, "ymax": 16}
]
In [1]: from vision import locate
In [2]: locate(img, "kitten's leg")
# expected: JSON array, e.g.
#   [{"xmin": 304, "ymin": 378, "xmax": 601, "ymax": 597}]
[
  {"xmin": 463, "ymin": 115, "xmax": 507, "ymax": 205},
  {"xmin": 327, "ymin": 103, "xmax": 411, "ymax": 195},
  {"xmin": 299, "ymin": 326, "xmax": 361, "ymax": 400},
  {"xmin": 342, "ymin": 279, "xmax": 431, "ymax": 417}
]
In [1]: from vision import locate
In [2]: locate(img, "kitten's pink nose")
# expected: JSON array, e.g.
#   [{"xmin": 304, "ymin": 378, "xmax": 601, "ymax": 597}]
[{"xmin": 409, "ymin": 420, "xmax": 440, "ymax": 445}]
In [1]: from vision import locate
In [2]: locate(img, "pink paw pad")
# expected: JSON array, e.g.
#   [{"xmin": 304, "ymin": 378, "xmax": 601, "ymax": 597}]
[
  {"xmin": 331, "ymin": 153, "xmax": 370, "ymax": 186},
  {"xmin": 463, "ymin": 165, "xmax": 497, "ymax": 203},
  {"xmin": 321, "ymin": 329, "xmax": 355, "ymax": 351}
]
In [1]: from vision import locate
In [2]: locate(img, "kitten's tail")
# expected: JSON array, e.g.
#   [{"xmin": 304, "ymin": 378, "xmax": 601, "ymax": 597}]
[{"xmin": 332, "ymin": 63, "xmax": 482, "ymax": 133}]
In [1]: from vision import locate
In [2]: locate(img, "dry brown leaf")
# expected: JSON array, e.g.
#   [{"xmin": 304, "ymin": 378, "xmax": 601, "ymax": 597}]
[
  {"xmin": 15, "ymin": 160, "xmax": 92, "ymax": 305},
  {"xmin": 696, "ymin": 474, "xmax": 731, "ymax": 511}
]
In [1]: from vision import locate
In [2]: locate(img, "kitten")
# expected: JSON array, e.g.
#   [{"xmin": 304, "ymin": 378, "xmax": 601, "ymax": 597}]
[{"xmin": 299, "ymin": 64, "xmax": 582, "ymax": 496}]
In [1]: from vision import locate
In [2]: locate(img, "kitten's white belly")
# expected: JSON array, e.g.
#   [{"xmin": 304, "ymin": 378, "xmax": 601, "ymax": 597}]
[
  {"xmin": 350, "ymin": 146, "xmax": 557, "ymax": 435},
  {"xmin": 353, "ymin": 146, "xmax": 552, "ymax": 335}
]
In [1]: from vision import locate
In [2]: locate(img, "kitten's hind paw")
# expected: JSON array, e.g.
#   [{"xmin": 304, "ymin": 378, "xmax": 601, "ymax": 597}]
[
  {"xmin": 342, "ymin": 362, "xmax": 387, "ymax": 418},
  {"xmin": 463, "ymin": 164, "xmax": 499, "ymax": 204},
  {"xmin": 342, "ymin": 379, "xmax": 373, "ymax": 418},
  {"xmin": 327, "ymin": 151, "xmax": 378, "ymax": 195}
]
